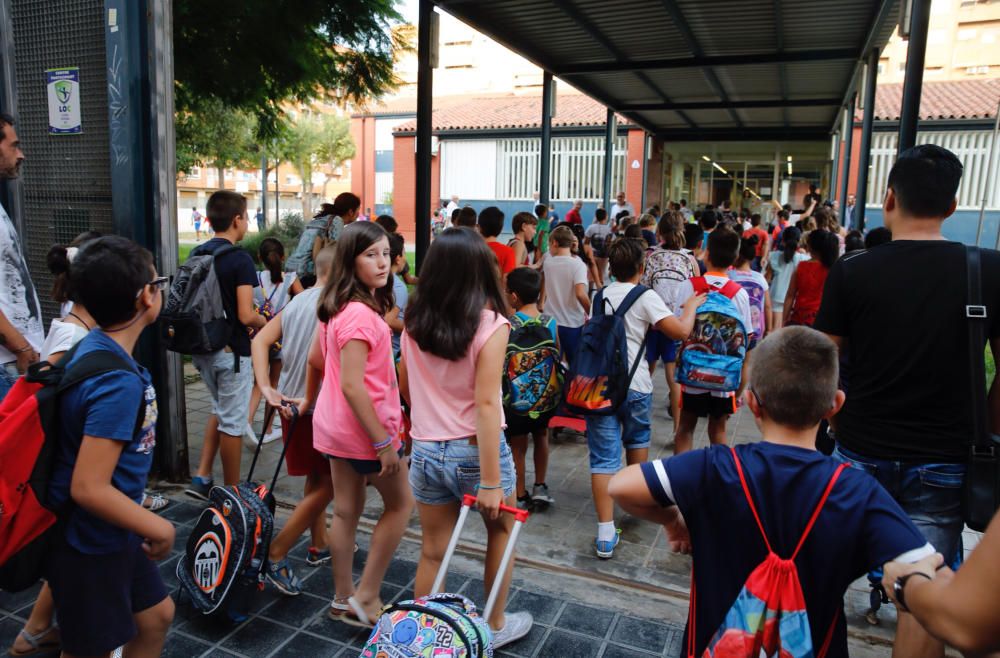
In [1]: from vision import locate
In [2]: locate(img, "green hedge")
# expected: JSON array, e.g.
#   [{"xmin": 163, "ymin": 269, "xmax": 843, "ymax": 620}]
[{"xmin": 179, "ymin": 214, "xmax": 305, "ymax": 266}]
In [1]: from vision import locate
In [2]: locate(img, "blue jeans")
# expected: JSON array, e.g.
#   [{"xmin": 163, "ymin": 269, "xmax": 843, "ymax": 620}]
[
  {"xmin": 585, "ymin": 390, "xmax": 652, "ymax": 474},
  {"xmin": 831, "ymin": 444, "xmax": 965, "ymax": 563},
  {"xmin": 0, "ymin": 361, "xmax": 19, "ymax": 404},
  {"xmin": 558, "ymin": 325, "xmax": 583, "ymax": 368},
  {"xmin": 409, "ymin": 437, "xmax": 516, "ymax": 505}
]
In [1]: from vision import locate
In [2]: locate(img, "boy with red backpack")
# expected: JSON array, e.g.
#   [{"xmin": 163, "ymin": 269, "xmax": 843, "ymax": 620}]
[{"xmin": 609, "ymin": 327, "xmax": 936, "ymax": 657}]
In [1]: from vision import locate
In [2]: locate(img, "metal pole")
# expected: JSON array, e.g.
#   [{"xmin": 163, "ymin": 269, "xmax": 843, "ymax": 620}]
[
  {"xmin": 415, "ymin": 0, "xmax": 434, "ymax": 271},
  {"xmin": 897, "ymin": 0, "xmax": 931, "ymax": 154},
  {"xmin": 275, "ymin": 163, "xmax": 280, "ymax": 222},
  {"xmin": 830, "ymin": 132, "xmax": 840, "ymax": 208},
  {"xmin": 641, "ymin": 133, "xmax": 649, "ymax": 211},
  {"xmin": 603, "ymin": 108, "xmax": 615, "ymax": 212},
  {"xmin": 838, "ymin": 94, "xmax": 856, "ymax": 225},
  {"xmin": 856, "ymin": 50, "xmax": 879, "ymax": 231},
  {"xmin": 260, "ymin": 155, "xmax": 268, "ymax": 228},
  {"xmin": 539, "ymin": 71, "xmax": 553, "ymax": 207},
  {"xmin": 977, "ymin": 99, "xmax": 1000, "ymax": 248}
]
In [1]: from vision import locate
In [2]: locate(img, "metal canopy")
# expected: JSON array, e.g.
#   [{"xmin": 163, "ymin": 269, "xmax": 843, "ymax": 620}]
[{"xmin": 433, "ymin": 0, "xmax": 901, "ymax": 141}]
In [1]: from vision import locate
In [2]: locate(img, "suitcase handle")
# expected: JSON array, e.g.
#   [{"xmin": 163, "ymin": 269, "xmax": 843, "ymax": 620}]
[{"xmin": 430, "ymin": 494, "xmax": 530, "ymax": 622}]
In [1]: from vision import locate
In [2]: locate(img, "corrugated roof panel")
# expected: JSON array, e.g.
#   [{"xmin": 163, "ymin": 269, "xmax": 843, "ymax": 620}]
[
  {"xmin": 686, "ymin": 108, "xmax": 737, "ymax": 126},
  {"xmin": 786, "ymin": 106, "xmax": 840, "ymax": 126},
  {"xmin": 569, "ymin": 0, "xmax": 691, "ymax": 61},
  {"xmin": 566, "ymin": 72, "xmax": 668, "ymax": 105},
  {"xmin": 674, "ymin": 0, "xmax": 778, "ymax": 57},
  {"xmin": 632, "ymin": 109, "xmax": 690, "ymax": 129},
  {"xmin": 642, "ymin": 69, "xmax": 720, "ymax": 101},
  {"xmin": 781, "ymin": 0, "xmax": 883, "ymax": 50},
  {"xmin": 714, "ymin": 64, "xmax": 784, "ymax": 98}
]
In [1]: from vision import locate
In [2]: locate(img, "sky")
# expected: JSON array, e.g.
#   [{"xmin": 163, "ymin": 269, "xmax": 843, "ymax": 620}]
[{"xmin": 396, "ymin": 0, "xmax": 419, "ymax": 24}]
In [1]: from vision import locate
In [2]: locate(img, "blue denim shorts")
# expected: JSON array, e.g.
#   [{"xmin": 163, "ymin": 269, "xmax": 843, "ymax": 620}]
[
  {"xmin": 409, "ymin": 437, "xmax": 516, "ymax": 505},
  {"xmin": 0, "ymin": 361, "xmax": 19, "ymax": 404},
  {"xmin": 585, "ymin": 390, "xmax": 652, "ymax": 474},
  {"xmin": 192, "ymin": 351, "xmax": 254, "ymax": 436},
  {"xmin": 832, "ymin": 444, "xmax": 966, "ymax": 564}
]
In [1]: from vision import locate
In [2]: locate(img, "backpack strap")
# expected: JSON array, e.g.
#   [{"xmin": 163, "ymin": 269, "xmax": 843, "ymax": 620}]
[
  {"xmin": 717, "ymin": 280, "xmax": 742, "ymax": 299},
  {"xmin": 690, "ymin": 276, "xmax": 709, "ymax": 295},
  {"xmin": 730, "ymin": 446, "xmax": 774, "ymax": 554},
  {"xmin": 612, "ymin": 284, "xmax": 650, "ymax": 319},
  {"xmin": 509, "ymin": 313, "xmax": 525, "ymax": 330},
  {"xmin": 592, "ymin": 288, "xmax": 608, "ymax": 317}
]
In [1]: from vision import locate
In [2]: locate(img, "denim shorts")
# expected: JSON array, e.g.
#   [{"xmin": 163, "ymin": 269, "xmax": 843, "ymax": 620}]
[
  {"xmin": 0, "ymin": 361, "xmax": 19, "ymax": 404},
  {"xmin": 192, "ymin": 350, "xmax": 254, "ymax": 436},
  {"xmin": 409, "ymin": 437, "xmax": 516, "ymax": 505},
  {"xmin": 832, "ymin": 444, "xmax": 966, "ymax": 564},
  {"xmin": 585, "ymin": 390, "xmax": 652, "ymax": 474}
]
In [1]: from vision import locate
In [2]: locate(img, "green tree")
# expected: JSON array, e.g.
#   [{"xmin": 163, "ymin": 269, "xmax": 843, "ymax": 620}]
[
  {"xmin": 278, "ymin": 112, "xmax": 356, "ymax": 216},
  {"xmin": 173, "ymin": 0, "xmax": 404, "ymax": 137},
  {"xmin": 175, "ymin": 98, "xmax": 259, "ymax": 185}
]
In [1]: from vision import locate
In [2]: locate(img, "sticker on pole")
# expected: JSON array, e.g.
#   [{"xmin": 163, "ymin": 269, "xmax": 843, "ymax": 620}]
[{"xmin": 46, "ymin": 68, "xmax": 82, "ymax": 135}]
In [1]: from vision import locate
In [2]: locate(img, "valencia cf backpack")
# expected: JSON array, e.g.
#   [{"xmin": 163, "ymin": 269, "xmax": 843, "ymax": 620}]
[
  {"xmin": 502, "ymin": 314, "xmax": 564, "ymax": 419},
  {"xmin": 176, "ymin": 408, "xmax": 296, "ymax": 623},
  {"xmin": 688, "ymin": 447, "xmax": 845, "ymax": 658},
  {"xmin": 563, "ymin": 285, "xmax": 649, "ymax": 416},
  {"xmin": 676, "ymin": 277, "xmax": 747, "ymax": 392},
  {"xmin": 160, "ymin": 243, "xmax": 238, "ymax": 355},
  {"xmin": 0, "ymin": 344, "xmax": 142, "ymax": 592}
]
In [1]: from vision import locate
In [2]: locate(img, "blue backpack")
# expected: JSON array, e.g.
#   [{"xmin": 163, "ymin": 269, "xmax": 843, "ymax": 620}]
[
  {"xmin": 564, "ymin": 285, "xmax": 649, "ymax": 416},
  {"xmin": 676, "ymin": 277, "xmax": 747, "ymax": 392}
]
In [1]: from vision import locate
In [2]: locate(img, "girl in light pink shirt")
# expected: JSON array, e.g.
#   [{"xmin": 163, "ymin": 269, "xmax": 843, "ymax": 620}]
[
  {"xmin": 398, "ymin": 227, "xmax": 533, "ymax": 647},
  {"xmin": 294, "ymin": 221, "xmax": 414, "ymax": 627}
]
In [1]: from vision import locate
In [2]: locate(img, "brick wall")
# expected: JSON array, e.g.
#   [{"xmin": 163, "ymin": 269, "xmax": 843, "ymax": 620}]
[
  {"xmin": 625, "ymin": 129, "xmax": 646, "ymax": 211},
  {"xmin": 349, "ymin": 116, "xmax": 378, "ymax": 214},
  {"xmin": 833, "ymin": 125, "xmax": 863, "ymax": 202}
]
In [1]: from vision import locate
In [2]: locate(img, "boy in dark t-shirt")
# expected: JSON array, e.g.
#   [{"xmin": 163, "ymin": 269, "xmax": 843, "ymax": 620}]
[
  {"xmin": 609, "ymin": 327, "xmax": 935, "ymax": 657},
  {"xmin": 186, "ymin": 191, "xmax": 266, "ymax": 497}
]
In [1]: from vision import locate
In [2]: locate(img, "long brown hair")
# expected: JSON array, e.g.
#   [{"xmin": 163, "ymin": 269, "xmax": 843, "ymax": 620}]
[
  {"xmin": 404, "ymin": 227, "xmax": 508, "ymax": 360},
  {"xmin": 317, "ymin": 221, "xmax": 394, "ymax": 322}
]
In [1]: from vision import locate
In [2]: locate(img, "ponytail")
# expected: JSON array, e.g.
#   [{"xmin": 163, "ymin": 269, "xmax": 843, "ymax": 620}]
[
  {"xmin": 258, "ymin": 237, "xmax": 285, "ymax": 285},
  {"xmin": 781, "ymin": 227, "xmax": 801, "ymax": 265},
  {"xmin": 807, "ymin": 229, "xmax": 839, "ymax": 269},
  {"xmin": 737, "ymin": 234, "xmax": 758, "ymax": 265}
]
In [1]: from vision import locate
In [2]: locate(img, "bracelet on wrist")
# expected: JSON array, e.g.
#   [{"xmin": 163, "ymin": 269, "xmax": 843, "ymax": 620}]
[
  {"xmin": 372, "ymin": 437, "xmax": 393, "ymax": 451},
  {"xmin": 894, "ymin": 571, "xmax": 932, "ymax": 613},
  {"xmin": 376, "ymin": 444, "xmax": 395, "ymax": 456},
  {"xmin": 11, "ymin": 344, "xmax": 32, "ymax": 354},
  {"xmin": 476, "ymin": 483, "xmax": 503, "ymax": 491}
]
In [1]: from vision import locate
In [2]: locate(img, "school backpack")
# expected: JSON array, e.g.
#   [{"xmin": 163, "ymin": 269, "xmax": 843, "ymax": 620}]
[
  {"xmin": 676, "ymin": 277, "xmax": 747, "ymax": 392},
  {"xmin": 362, "ymin": 593, "xmax": 493, "ymax": 658},
  {"xmin": 688, "ymin": 447, "xmax": 845, "ymax": 658},
  {"xmin": 176, "ymin": 409, "xmax": 295, "ymax": 623},
  {"xmin": 644, "ymin": 249, "xmax": 697, "ymax": 312},
  {"xmin": 502, "ymin": 314, "xmax": 563, "ymax": 419},
  {"xmin": 564, "ymin": 285, "xmax": 649, "ymax": 416},
  {"xmin": 160, "ymin": 243, "xmax": 238, "ymax": 355},
  {"xmin": 590, "ymin": 229, "xmax": 610, "ymax": 259},
  {"xmin": 0, "ymin": 344, "xmax": 142, "ymax": 592}
]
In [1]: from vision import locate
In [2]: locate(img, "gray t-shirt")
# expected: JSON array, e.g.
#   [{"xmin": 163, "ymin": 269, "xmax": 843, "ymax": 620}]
[
  {"xmin": 276, "ymin": 286, "xmax": 322, "ymax": 399},
  {"xmin": 0, "ymin": 204, "xmax": 43, "ymax": 363}
]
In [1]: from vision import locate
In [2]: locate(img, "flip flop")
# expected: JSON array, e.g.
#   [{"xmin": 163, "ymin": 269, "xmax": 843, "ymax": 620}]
[
  {"xmin": 9, "ymin": 625, "xmax": 60, "ymax": 656},
  {"xmin": 328, "ymin": 596, "xmax": 376, "ymax": 628},
  {"xmin": 141, "ymin": 492, "xmax": 170, "ymax": 513}
]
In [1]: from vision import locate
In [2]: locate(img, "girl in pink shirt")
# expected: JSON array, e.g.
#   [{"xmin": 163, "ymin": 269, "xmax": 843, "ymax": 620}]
[
  {"xmin": 294, "ymin": 221, "xmax": 414, "ymax": 626},
  {"xmin": 399, "ymin": 227, "xmax": 533, "ymax": 648}
]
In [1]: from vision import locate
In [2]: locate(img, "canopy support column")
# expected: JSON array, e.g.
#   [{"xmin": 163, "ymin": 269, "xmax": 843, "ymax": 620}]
[
  {"xmin": 838, "ymin": 94, "xmax": 856, "ymax": 226},
  {"xmin": 539, "ymin": 71, "xmax": 554, "ymax": 207},
  {"xmin": 898, "ymin": 0, "xmax": 931, "ymax": 154},
  {"xmin": 856, "ymin": 49, "xmax": 878, "ymax": 231},
  {"xmin": 603, "ymin": 108, "xmax": 615, "ymax": 213},
  {"xmin": 415, "ymin": 0, "xmax": 434, "ymax": 270}
]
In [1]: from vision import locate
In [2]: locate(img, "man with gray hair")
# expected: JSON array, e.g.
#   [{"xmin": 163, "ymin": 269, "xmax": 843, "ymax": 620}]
[
  {"xmin": 0, "ymin": 113, "xmax": 43, "ymax": 402},
  {"xmin": 564, "ymin": 199, "xmax": 583, "ymax": 225}
]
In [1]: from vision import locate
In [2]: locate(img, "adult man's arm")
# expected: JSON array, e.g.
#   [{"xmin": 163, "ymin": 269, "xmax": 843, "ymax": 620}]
[{"xmin": 0, "ymin": 308, "xmax": 37, "ymax": 371}]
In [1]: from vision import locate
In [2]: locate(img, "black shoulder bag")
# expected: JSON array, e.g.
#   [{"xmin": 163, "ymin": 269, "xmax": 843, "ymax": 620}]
[{"xmin": 964, "ymin": 246, "xmax": 1000, "ymax": 532}]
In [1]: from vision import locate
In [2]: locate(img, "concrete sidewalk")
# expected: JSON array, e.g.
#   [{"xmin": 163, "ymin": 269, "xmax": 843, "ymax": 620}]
[{"xmin": 156, "ymin": 364, "xmax": 979, "ymax": 656}]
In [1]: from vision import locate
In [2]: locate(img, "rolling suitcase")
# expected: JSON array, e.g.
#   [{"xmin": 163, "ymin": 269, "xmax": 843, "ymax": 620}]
[{"xmin": 360, "ymin": 494, "xmax": 530, "ymax": 658}]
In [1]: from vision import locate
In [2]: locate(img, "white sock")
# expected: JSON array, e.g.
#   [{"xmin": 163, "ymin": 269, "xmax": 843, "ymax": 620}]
[{"xmin": 597, "ymin": 521, "xmax": 617, "ymax": 542}]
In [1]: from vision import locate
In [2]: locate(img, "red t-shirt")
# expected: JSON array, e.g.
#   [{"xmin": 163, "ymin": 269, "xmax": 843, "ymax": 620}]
[
  {"xmin": 564, "ymin": 207, "xmax": 582, "ymax": 225},
  {"xmin": 788, "ymin": 260, "xmax": 829, "ymax": 327},
  {"xmin": 743, "ymin": 227, "xmax": 769, "ymax": 257},
  {"xmin": 487, "ymin": 240, "xmax": 516, "ymax": 274}
]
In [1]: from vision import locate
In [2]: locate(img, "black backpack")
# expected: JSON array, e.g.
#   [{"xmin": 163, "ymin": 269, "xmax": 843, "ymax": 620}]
[{"xmin": 160, "ymin": 244, "xmax": 238, "ymax": 355}]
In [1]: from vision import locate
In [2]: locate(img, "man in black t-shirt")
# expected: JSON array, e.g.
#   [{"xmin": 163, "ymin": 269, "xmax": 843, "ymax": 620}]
[
  {"xmin": 185, "ymin": 191, "xmax": 266, "ymax": 498},
  {"xmin": 814, "ymin": 145, "xmax": 1000, "ymax": 658}
]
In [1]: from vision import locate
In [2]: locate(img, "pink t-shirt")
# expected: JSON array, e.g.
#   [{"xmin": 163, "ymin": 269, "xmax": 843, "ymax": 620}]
[
  {"xmin": 312, "ymin": 301, "xmax": 402, "ymax": 459},
  {"xmin": 402, "ymin": 310, "xmax": 509, "ymax": 441}
]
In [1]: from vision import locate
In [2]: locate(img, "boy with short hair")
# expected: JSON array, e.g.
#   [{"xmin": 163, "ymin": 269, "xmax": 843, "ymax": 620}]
[
  {"xmin": 508, "ymin": 212, "xmax": 537, "ymax": 267},
  {"xmin": 534, "ymin": 203, "xmax": 551, "ymax": 256},
  {"xmin": 609, "ymin": 327, "xmax": 934, "ymax": 657},
  {"xmin": 505, "ymin": 267, "xmax": 558, "ymax": 511},
  {"xmin": 742, "ymin": 213, "xmax": 770, "ymax": 271},
  {"xmin": 674, "ymin": 227, "xmax": 752, "ymax": 452},
  {"xmin": 187, "ymin": 191, "xmax": 266, "ymax": 498},
  {"xmin": 456, "ymin": 205, "xmax": 478, "ymax": 229},
  {"xmin": 586, "ymin": 238, "xmax": 704, "ymax": 559},
  {"xmin": 46, "ymin": 236, "xmax": 176, "ymax": 657},
  {"xmin": 584, "ymin": 208, "xmax": 612, "ymax": 281},
  {"xmin": 541, "ymin": 226, "xmax": 590, "ymax": 366},
  {"xmin": 479, "ymin": 206, "xmax": 516, "ymax": 276}
]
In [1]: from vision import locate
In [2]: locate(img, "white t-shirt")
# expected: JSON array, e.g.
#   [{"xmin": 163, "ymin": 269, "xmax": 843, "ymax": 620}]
[
  {"xmin": 595, "ymin": 282, "xmax": 672, "ymax": 395},
  {"xmin": 254, "ymin": 270, "xmax": 297, "ymax": 315},
  {"xmin": 584, "ymin": 222, "xmax": 613, "ymax": 254},
  {"xmin": 40, "ymin": 318, "xmax": 90, "ymax": 361},
  {"xmin": 542, "ymin": 255, "xmax": 589, "ymax": 328},
  {"xmin": 677, "ymin": 274, "xmax": 753, "ymax": 397},
  {"xmin": 0, "ymin": 204, "xmax": 44, "ymax": 363},
  {"xmin": 610, "ymin": 202, "xmax": 635, "ymax": 220}
]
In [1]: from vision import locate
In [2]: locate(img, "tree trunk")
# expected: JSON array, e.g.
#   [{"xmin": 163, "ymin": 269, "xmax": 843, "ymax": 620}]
[
  {"xmin": 300, "ymin": 162, "xmax": 312, "ymax": 218},
  {"xmin": 216, "ymin": 164, "xmax": 226, "ymax": 190}
]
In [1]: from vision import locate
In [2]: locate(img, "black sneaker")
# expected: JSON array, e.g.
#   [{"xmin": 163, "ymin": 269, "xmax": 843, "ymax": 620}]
[{"xmin": 516, "ymin": 494, "xmax": 534, "ymax": 511}]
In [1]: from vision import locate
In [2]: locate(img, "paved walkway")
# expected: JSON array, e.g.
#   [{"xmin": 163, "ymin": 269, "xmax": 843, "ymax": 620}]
[{"xmin": 129, "ymin": 366, "xmax": 980, "ymax": 656}]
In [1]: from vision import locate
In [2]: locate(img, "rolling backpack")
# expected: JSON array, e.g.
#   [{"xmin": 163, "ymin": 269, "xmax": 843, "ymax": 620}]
[
  {"xmin": 676, "ymin": 277, "xmax": 747, "ymax": 392},
  {"xmin": 563, "ymin": 285, "xmax": 649, "ymax": 416},
  {"xmin": 502, "ymin": 314, "xmax": 564, "ymax": 419},
  {"xmin": 0, "ymin": 343, "xmax": 142, "ymax": 592},
  {"xmin": 160, "ymin": 243, "xmax": 238, "ymax": 356},
  {"xmin": 688, "ymin": 447, "xmax": 845, "ymax": 657},
  {"xmin": 176, "ymin": 407, "xmax": 297, "ymax": 624}
]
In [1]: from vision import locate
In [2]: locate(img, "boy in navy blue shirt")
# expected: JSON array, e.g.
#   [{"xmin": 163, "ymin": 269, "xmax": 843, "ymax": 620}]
[
  {"xmin": 45, "ymin": 236, "xmax": 174, "ymax": 657},
  {"xmin": 609, "ymin": 327, "xmax": 937, "ymax": 657}
]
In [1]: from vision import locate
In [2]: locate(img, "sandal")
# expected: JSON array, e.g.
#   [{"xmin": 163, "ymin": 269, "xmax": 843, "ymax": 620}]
[
  {"xmin": 328, "ymin": 596, "xmax": 378, "ymax": 628},
  {"xmin": 141, "ymin": 492, "xmax": 169, "ymax": 513},
  {"xmin": 9, "ymin": 625, "xmax": 60, "ymax": 656}
]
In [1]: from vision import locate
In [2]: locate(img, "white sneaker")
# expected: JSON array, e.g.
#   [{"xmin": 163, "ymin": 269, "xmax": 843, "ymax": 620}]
[
  {"xmin": 262, "ymin": 424, "xmax": 283, "ymax": 444},
  {"xmin": 492, "ymin": 611, "xmax": 533, "ymax": 648},
  {"xmin": 242, "ymin": 422, "xmax": 260, "ymax": 450}
]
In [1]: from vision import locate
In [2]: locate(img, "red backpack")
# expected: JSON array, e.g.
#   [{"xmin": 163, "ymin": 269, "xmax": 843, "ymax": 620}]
[
  {"xmin": 688, "ymin": 447, "xmax": 847, "ymax": 658},
  {"xmin": 0, "ymin": 344, "xmax": 139, "ymax": 591}
]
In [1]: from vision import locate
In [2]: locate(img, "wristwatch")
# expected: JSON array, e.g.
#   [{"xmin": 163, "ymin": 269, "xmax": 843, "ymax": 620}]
[{"xmin": 893, "ymin": 571, "xmax": 932, "ymax": 612}]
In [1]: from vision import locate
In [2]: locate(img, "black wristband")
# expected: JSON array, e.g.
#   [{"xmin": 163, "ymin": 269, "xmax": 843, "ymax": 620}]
[{"xmin": 894, "ymin": 571, "xmax": 932, "ymax": 613}]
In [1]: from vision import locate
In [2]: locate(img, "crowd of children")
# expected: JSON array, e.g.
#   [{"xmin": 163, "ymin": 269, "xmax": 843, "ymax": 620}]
[{"xmin": 8, "ymin": 176, "xmax": 984, "ymax": 658}]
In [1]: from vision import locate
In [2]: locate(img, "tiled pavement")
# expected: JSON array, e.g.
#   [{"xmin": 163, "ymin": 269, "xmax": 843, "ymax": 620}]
[{"xmin": 114, "ymin": 367, "xmax": 981, "ymax": 656}]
